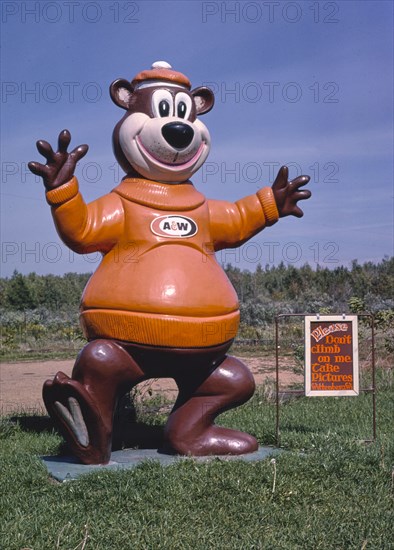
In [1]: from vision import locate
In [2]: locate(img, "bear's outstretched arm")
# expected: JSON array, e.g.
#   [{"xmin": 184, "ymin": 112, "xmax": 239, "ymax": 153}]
[
  {"xmin": 207, "ymin": 186, "xmax": 279, "ymax": 251},
  {"xmin": 29, "ymin": 130, "xmax": 124, "ymax": 254},
  {"xmin": 208, "ymin": 166, "xmax": 311, "ymax": 250},
  {"xmin": 47, "ymin": 179, "xmax": 124, "ymax": 254}
]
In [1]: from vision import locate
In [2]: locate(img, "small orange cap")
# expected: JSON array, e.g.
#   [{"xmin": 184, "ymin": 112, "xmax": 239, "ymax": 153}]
[{"xmin": 131, "ymin": 61, "xmax": 191, "ymax": 90}]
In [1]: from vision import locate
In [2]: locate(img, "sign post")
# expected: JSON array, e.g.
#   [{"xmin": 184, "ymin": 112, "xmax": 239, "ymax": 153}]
[{"xmin": 305, "ymin": 315, "xmax": 359, "ymax": 397}]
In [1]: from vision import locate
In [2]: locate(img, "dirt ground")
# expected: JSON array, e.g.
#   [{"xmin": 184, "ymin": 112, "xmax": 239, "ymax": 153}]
[{"xmin": 0, "ymin": 355, "xmax": 302, "ymax": 414}]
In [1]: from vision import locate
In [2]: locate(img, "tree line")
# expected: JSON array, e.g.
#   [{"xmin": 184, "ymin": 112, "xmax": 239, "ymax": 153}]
[
  {"xmin": 227, "ymin": 257, "xmax": 394, "ymax": 326},
  {"xmin": 1, "ymin": 257, "xmax": 393, "ymax": 323}
]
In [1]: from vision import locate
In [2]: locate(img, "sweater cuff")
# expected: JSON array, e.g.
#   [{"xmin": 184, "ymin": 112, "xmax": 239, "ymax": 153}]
[
  {"xmin": 257, "ymin": 187, "xmax": 279, "ymax": 225},
  {"xmin": 46, "ymin": 177, "xmax": 79, "ymax": 206}
]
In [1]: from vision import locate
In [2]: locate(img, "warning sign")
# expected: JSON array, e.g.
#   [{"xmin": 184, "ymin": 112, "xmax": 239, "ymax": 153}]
[{"xmin": 305, "ymin": 315, "xmax": 359, "ymax": 396}]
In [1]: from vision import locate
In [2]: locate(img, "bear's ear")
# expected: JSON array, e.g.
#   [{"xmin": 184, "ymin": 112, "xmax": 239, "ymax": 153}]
[
  {"xmin": 110, "ymin": 79, "xmax": 133, "ymax": 110},
  {"xmin": 191, "ymin": 86, "xmax": 215, "ymax": 115}
]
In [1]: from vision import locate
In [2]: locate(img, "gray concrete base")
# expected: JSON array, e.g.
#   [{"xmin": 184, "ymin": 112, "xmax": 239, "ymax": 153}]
[{"xmin": 41, "ymin": 446, "xmax": 282, "ymax": 482}]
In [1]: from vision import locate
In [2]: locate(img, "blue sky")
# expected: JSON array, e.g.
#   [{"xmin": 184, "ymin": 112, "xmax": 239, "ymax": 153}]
[{"xmin": 1, "ymin": 0, "xmax": 393, "ymax": 276}]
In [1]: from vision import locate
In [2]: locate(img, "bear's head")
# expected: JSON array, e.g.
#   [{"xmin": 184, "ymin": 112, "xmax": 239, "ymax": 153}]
[{"xmin": 110, "ymin": 61, "xmax": 215, "ymax": 183}]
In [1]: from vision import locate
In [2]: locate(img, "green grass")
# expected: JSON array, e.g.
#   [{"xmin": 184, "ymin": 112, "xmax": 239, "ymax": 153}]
[{"xmin": 1, "ymin": 372, "xmax": 393, "ymax": 550}]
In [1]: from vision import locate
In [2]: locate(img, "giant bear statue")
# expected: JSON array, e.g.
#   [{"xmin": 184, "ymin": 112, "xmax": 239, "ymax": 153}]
[{"xmin": 29, "ymin": 61, "xmax": 311, "ymax": 464}]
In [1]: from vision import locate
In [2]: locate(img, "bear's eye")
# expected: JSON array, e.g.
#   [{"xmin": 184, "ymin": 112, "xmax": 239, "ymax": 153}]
[
  {"xmin": 152, "ymin": 90, "xmax": 174, "ymax": 118},
  {"xmin": 177, "ymin": 101, "xmax": 187, "ymax": 118},
  {"xmin": 159, "ymin": 100, "xmax": 171, "ymax": 117},
  {"xmin": 175, "ymin": 92, "xmax": 192, "ymax": 120}
]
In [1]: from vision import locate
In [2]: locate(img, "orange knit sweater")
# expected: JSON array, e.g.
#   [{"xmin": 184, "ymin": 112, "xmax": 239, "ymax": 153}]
[{"xmin": 46, "ymin": 177, "xmax": 279, "ymax": 347}]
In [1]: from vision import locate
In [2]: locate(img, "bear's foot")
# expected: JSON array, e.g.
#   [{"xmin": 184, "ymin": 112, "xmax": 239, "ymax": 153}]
[
  {"xmin": 43, "ymin": 372, "xmax": 112, "ymax": 465},
  {"xmin": 165, "ymin": 426, "xmax": 258, "ymax": 456}
]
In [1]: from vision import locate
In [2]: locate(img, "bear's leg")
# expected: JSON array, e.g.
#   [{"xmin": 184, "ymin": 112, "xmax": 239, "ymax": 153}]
[
  {"xmin": 43, "ymin": 339, "xmax": 145, "ymax": 464},
  {"xmin": 164, "ymin": 355, "xmax": 258, "ymax": 456}
]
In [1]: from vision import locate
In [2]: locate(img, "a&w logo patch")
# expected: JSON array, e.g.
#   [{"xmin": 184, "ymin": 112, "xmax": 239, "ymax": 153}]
[{"xmin": 151, "ymin": 215, "xmax": 198, "ymax": 238}]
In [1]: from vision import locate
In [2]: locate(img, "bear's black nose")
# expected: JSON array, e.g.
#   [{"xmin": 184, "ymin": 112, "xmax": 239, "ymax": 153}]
[{"xmin": 161, "ymin": 122, "xmax": 194, "ymax": 149}]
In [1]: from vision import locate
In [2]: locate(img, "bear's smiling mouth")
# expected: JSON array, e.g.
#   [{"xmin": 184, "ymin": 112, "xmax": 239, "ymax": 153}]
[{"xmin": 135, "ymin": 135, "xmax": 205, "ymax": 171}]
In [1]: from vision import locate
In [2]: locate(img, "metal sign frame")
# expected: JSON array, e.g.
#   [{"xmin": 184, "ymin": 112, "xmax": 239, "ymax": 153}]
[{"xmin": 274, "ymin": 313, "xmax": 376, "ymax": 446}]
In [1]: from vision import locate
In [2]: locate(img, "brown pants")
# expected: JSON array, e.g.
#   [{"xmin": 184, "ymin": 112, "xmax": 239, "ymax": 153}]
[{"xmin": 43, "ymin": 339, "xmax": 257, "ymax": 464}]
